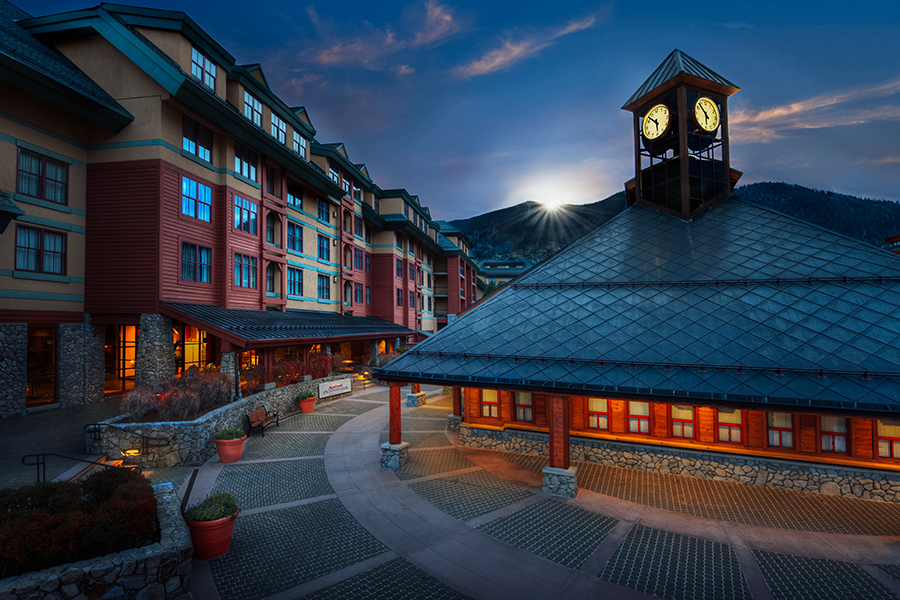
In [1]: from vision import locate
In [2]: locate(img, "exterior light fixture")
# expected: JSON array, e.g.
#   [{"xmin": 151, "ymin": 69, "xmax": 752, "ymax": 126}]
[{"xmin": 122, "ymin": 448, "xmax": 141, "ymax": 457}]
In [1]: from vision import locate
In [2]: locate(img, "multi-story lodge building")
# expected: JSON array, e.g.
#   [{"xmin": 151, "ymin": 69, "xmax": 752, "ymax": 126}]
[{"xmin": 0, "ymin": 1, "xmax": 477, "ymax": 418}]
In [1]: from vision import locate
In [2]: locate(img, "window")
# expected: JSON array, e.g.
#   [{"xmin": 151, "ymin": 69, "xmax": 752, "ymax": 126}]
[
  {"xmin": 317, "ymin": 234, "xmax": 330, "ymax": 261},
  {"xmin": 17, "ymin": 149, "xmax": 67, "ymax": 204},
  {"xmin": 396, "ymin": 258, "xmax": 403, "ymax": 277},
  {"xmin": 234, "ymin": 196, "xmax": 258, "ymax": 234},
  {"xmin": 354, "ymin": 215, "xmax": 363, "ymax": 237},
  {"xmin": 287, "ymin": 222, "xmax": 303, "ymax": 252},
  {"xmin": 353, "ymin": 185, "xmax": 361, "ymax": 203},
  {"xmin": 768, "ymin": 412, "xmax": 793, "ymax": 448},
  {"xmin": 460, "ymin": 265, "xmax": 465, "ymax": 276},
  {"xmin": 427, "ymin": 296, "xmax": 432, "ymax": 311},
  {"xmin": 182, "ymin": 116, "xmax": 212, "ymax": 162},
  {"xmin": 821, "ymin": 416, "xmax": 847, "ymax": 453},
  {"xmin": 515, "ymin": 392, "xmax": 532, "ymax": 422},
  {"xmin": 317, "ymin": 274, "xmax": 330, "ymax": 299},
  {"xmin": 587, "ymin": 398, "xmax": 608, "ymax": 430},
  {"xmin": 354, "ymin": 282, "xmax": 363, "ymax": 304},
  {"xmin": 878, "ymin": 420, "xmax": 900, "ymax": 459},
  {"xmin": 266, "ymin": 213, "xmax": 276, "ymax": 244},
  {"xmin": 409, "ymin": 290, "xmax": 415, "ymax": 308},
  {"xmin": 329, "ymin": 167, "xmax": 339, "ymax": 184},
  {"xmin": 293, "ymin": 131, "xmax": 306, "ymax": 158},
  {"xmin": 288, "ymin": 267, "xmax": 302, "ymax": 296},
  {"xmin": 354, "ymin": 248, "xmax": 364, "ymax": 270},
  {"xmin": 672, "ymin": 405, "xmax": 694, "ymax": 438},
  {"xmin": 365, "ymin": 254, "xmax": 371, "ymax": 273},
  {"xmin": 317, "ymin": 198, "xmax": 330, "ymax": 223},
  {"xmin": 374, "ymin": 196, "xmax": 381, "ymax": 213},
  {"xmin": 718, "ymin": 408, "xmax": 742, "ymax": 443},
  {"xmin": 191, "ymin": 47, "xmax": 216, "ymax": 90},
  {"xmin": 243, "ymin": 91, "xmax": 262, "ymax": 126},
  {"xmin": 181, "ymin": 242, "xmax": 210, "ymax": 282},
  {"xmin": 365, "ymin": 225, "xmax": 371, "ymax": 243},
  {"xmin": 395, "ymin": 232, "xmax": 403, "ymax": 249},
  {"xmin": 460, "ymin": 288, "xmax": 465, "ymax": 298},
  {"xmin": 234, "ymin": 142, "xmax": 257, "ymax": 181},
  {"xmin": 16, "ymin": 226, "xmax": 66, "ymax": 274},
  {"xmin": 287, "ymin": 180, "xmax": 303, "ymax": 207},
  {"xmin": 270, "ymin": 114, "xmax": 286, "ymax": 143},
  {"xmin": 365, "ymin": 286, "xmax": 371, "ymax": 304},
  {"xmin": 403, "ymin": 203, "xmax": 409, "ymax": 218},
  {"xmin": 181, "ymin": 177, "xmax": 212, "ymax": 222},
  {"xmin": 628, "ymin": 401, "xmax": 650, "ymax": 434},
  {"xmin": 409, "ymin": 264, "xmax": 415, "ymax": 280},
  {"xmin": 265, "ymin": 263, "xmax": 275, "ymax": 293},
  {"xmin": 265, "ymin": 165, "xmax": 278, "ymax": 197},
  {"xmin": 341, "ymin": 177, "xmax": 350, "ymax": 194},
  {"xmin": 233, "ymin": 253, "xmax": 257, "ymax": 288},
  {"xmin": 427, "ymin": 273, "xmax": 432, "ymax": 288},
  {"xmin": 396, "ymin": 288, "xmax": 403, "ymax": 307},
  {"xmin": 481, "ymin": 390, "xmax": 498, "ymax": 418}
]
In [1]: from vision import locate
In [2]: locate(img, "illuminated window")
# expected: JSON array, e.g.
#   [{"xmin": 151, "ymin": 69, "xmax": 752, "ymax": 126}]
[
  {"xmin": 243, "ymin": 91, "xmax": 262, "ymax": 126},
  {"xmin": 15, "ymin": 226, "xmax": 65, "ymax": 275},
  {"xmin": 587, "ymin": 398, "xmax": 608, "ymax": 430},
  {"xmin": 628, "ymin": 401, "xmax": 650, "ymax": 434},
  {"xmin": 481, "ymin": 390, "xmax": 498, "ymax": 418},
  {"xmin": 293, "ymin": 131, "xmax": 306, "ymax": 158},
  {"xmin": 329, "ymin": 167, "xmax": 339, "ymax": 184},
  {"xmin": 718, "ymin": 408, "xmax": 742, "ymax": 443},
  {"xmin": 821, "ymin": 416, "xmax": 847, "ymax": 453},
  {"xmin": 181, "ymin": 242, "xmax": 211, "ymax": 282},
  {"xmin": 341, "ymin": 177, "xmax": 350, "ymax": 194},
  {"xmin": 270, "ymin": 114, "xmax": 286, "ymax": 143},
  {"xmin": 515, "ymin": 392, "xmax": 532, "ymax": 422},
  {"xmin": 191, "ymin": 47, "xmax": 216, "ymax": 90},
  {"xmin": 767, "ymin": 412, "xmax": 793, "ymax": 448},
  {"xmin": 182, "ymin": 116, "xmax": 212, "ymax": 162},
  {"xmin": 878, "ymin": 420, "xmax": 900, "ymax": 458},
  {"xmin": 287, "ymin": 180, "xmax": 303, "ymax": 207},
  {"xmin": 173, "ymin": 325, "xmax": 208, "ymax": 374},
  {"xmin": 671, "ymin": 405, "xmax": 694, "ymax": 438},
  {"xmin": 233, "ymin": 253, "xmax": 257, "ymax": 288},
  {"xmin": 17, "ymin": 149, "xmax": 67, "ymax": 204},
  {"xmin": 234, "ymin": 196, "xmax": 258, "ymax": 234},
  {"xmin": 353, "ymin": 185, "xmax": 361, "ymax": 202},
  {"xmin": 317, "ymin": 235, "xmax": 330, "ymax": 261},
  {"xmin": 234, "ymin": 142, "xmax": 257, "ymax": 181}
]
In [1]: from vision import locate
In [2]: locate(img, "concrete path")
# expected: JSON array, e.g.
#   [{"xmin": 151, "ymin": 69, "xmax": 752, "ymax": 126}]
[{"xmin": 176, "ymin": 387, "xmax": 900, "ymax": 600}]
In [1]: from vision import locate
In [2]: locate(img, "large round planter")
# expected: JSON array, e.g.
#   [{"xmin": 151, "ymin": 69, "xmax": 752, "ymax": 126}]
[
  {"xmin": 185, "ymin": 510, "xmax": 240, "ymax": 559},
  {"xmin": 214, "ymin": 435, "xmax": 246, "ymax": 463},
  {"xmin": 298, "ymin": 396, "xmax": 317, "ymax": 413}
]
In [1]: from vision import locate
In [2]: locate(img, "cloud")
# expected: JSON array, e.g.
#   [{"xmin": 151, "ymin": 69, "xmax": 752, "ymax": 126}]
[
  {"xmin": 287, "ymin": 73, "xmax": 322, "ymax": 96},
  {"xmin": 453, "ymin": 15, "xmax": 596, "ymax": 78},
  {"xmin": 731, "ymin": 76, "xmax": 900, "ymax": 143},
  {"xmin": 412, "ymin": 0, "xmax": 464, "ymax": 47},
  {"xmin": 868, "ymin": 156, "xmax": 900, "ymax": 165},
  {"xmin": 395, "ymin": 64, "xmax": 415, "ymax": 76},
  {"xmin": 313, "ymin": 28, "xmax": 405, "ymax": 69}
]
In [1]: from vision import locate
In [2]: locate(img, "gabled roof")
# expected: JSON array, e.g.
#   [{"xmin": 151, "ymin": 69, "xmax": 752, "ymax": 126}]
[
  {"xmin": 379, "ymin": 198, "xmax": 900, "ymax": 416},
  {"xmin": 242, "ymin": 63, "xmax": 269, "ymax": 88},
  {"xmin": 622, "ymin": 49, "xmax": 740, "ymax": 111},
  {"xmin": 161, "ymin": 302, "xmax": 414, "ymax": 347},
  {"xmin": 0, "ymin": 0, "xmax": 133, "ymax": 131}
]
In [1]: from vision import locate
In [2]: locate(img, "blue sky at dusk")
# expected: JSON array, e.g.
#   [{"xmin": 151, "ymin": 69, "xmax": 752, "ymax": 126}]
[{"xmin": 18, "ymin": 0, "xmax": 900, "ymax": 220}]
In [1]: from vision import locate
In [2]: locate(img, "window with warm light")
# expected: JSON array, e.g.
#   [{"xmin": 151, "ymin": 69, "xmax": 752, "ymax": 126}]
[
  {"xmin": 878, "ymin": 420, "xmax": 900, "ymax": 459},
  {"xmin": 671, "ymin": 405, "xmax": 694, "ymax": 438},
  {"xmin": 767, "ymin": 412, "xmax": 793, "ymax": 448},
  {"xmin": 515, "ymin": 392, "xmax": 532, "ymax": 422},
  {"xmin": 481, "ymin": 390, "xmax": 498, "ymax": 418},
  {"xmin": 628, "ymin": 401, "xmax": 650, "ymax": 434},
  {"xmin": 718, "ymin": 408, "xmax": 742, "ymax": 443},
  {"xmin": 587, "ymin": 398, "xmax": 608, "ymax": 430},
  {"xmin": 821, "ymin": 416, "xmax": 847, "ymax": 453}
]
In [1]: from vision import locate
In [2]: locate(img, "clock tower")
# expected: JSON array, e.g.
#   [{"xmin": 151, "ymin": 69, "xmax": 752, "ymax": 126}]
[{"xmin": 623, "ymin": 50, "xmax": 741, "ymax": 220}]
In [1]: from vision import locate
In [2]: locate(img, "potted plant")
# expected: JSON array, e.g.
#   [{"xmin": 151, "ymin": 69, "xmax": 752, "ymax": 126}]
[
  {"xmin": 214, "ymin": 427, "xmax": 246, "ymax": 463},
  {"xmin": 183, "ymin": 492, "xmax": 239, "ymax": 559},
  {"xmin": 297, "ymin": 391, "xmax": 317, "ymax": 413}
]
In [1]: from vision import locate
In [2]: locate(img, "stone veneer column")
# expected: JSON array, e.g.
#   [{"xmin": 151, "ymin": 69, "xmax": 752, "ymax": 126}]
[
  {"xmin": 381, "ymin": 382, "xmax": 408, "ymax": 469},
  {"xmin": 135, "ymin": 314, "xmax": 175, "ymax": 387},
  {"xmin": 447, "ymin": 386, "xmax": 463, "ymax": 431},
  {"xmin": 220, "ymin": 352, "xmax": 240, "ymax": 400},
  {"xmin": 57, "ymin": 316, "xmax": 105, "ymax": 408},
  {"xmin": 542, "ymin": 395, "xmax": 577, "ymax": 498},
  {"xmin": 370, "ymin": 340, "xmax": 379, "ymax": 366},
  {"xmin": 0, "ymin": 324, "xmax": 27, "ymax": 419}
]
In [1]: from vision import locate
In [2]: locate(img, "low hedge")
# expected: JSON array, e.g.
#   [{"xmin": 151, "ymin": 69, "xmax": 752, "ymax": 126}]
[{"xmin": 0, "ymin": 468, "xmax": 158, "ymax": 578}]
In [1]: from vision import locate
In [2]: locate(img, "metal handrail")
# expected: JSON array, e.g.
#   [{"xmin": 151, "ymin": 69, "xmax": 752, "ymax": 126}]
[
  {"xmin": 22, "ymin": 453, "xmax": 141, "ymax": 484},
  {"xmin": 85, "ymin": 423, "xmax": 171, "ymax": 456}
]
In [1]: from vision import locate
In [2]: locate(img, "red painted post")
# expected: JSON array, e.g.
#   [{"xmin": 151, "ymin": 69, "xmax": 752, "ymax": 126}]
[
  {"xmin": 389, "ymin": 382, "xmax": 402, "ymax": 445},
  {"xmin": 412, "ymin": 383, "xmax": 421, "ymax": 394},
  {"xmin": 452, "ymin": 386, "xmax": 462, "ymax": 416},
  {"xmin": 548, "ymin": 395, "xmax": 570, "ymax": 470}
]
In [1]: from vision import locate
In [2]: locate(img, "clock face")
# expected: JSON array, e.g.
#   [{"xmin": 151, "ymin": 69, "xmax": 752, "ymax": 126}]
[
  {"xmin": 693, "ymin": 97, "xmax": 720, "ymax": 132},
  {"xmin": 641, "ymin": 104, "xmax": 670, "ymax": 140}
]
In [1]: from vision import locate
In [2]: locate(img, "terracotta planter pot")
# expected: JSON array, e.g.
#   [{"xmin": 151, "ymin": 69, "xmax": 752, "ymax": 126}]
[
  {"xmin": 298, "ymin": 396, "xmax": 317, "ymax": 413},
  {"xmin": 185, "ymin": 510, "xmax": 240, "ymax": 559},
  {"xmin": 214, "ymin": 435, "xmax": 246, "ymax": 463}
]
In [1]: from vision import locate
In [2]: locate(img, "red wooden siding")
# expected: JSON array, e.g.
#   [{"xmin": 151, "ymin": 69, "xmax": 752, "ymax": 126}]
[
  {"xmin": 533, "ymin": 394, "xmax": 548, "ymax": 427},
  {"xmin": 652, "ymin": 403, "xmax": 668, "ymax": 438},
  {"xmin": 85, "ymin": 160, "xmax": 160, "ymax": 315},
  {"xmin": 798, "ymin": 414, "xmax": 817, "ymax": 453},
  {"xmin": 499, "ymin": 390, "xmax": 513, "ymax": 422},
  {"xmin": 851, "ymin": 418, "xmax": 874, "ymax": 459},
  {"xmin": 570, "ymin": 397, "xmax": 585, "ymax": 430},
  {"xmin": 697, "ymin": 407, "xmax": 716, "ymax": 443},
  {"xmin": 609, "ymin": 399, "xmax": 627, "ymax": 434},
  {"xmin": 747, "ymin": 411, "xmax": 766, "ymax": 448}
]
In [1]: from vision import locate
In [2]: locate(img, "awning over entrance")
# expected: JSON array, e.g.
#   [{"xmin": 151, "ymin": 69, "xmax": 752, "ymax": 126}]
[{"xmin": 161, "ymin": 302, "xmax": 414, "ymax": 348}]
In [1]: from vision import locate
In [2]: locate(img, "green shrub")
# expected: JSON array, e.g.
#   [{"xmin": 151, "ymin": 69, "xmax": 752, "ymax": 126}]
[
  {"xmin": 214, "ymin": 428, "xmax": 245, "ymax": 440},
  {"xmin": 183, "ymin": 492, "xmax": 238, "ymax": 522},
  {"xmin": 296, "ymin": 391, "xmax": 315, "ymax": 400}
]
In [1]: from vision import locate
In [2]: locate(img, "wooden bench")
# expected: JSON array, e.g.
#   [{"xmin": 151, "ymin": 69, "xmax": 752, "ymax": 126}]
[{"xmin": 247, "ymin": 407, "xmax": 279, "ymax": 437}]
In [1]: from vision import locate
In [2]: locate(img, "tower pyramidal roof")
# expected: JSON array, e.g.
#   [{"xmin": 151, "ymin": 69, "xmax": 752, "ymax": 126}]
[{"xmin": 622, "ymin": 49, "xmax": 740, "ymax": 111}]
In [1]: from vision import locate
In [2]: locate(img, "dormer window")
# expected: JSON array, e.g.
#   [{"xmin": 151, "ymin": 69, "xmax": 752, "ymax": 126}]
[
  {"xmin": 243, "ymin": 91, "xmax": 262, "ymax": 127},
  {"xmin": 329, "ymin": 167, "xmax": 339, "ymax": 184},
  {"xmin": 293, "ymin": 131, "xmax": 307, "ymax": 159},
  {"xmin": 270, "ymin": 114, "xmax": 286, "ymax": 143},
  {"xmin": 191, "ymin": 48, "xmax": 216, "ymax": 91}
]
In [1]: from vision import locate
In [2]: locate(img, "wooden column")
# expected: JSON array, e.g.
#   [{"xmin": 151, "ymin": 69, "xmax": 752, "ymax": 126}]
[
  {"xmin": 548, "ymin": 395, "xmax": 570, "ymax": 470},
  {"xmin": 452, "ymin": 386, "xmax": 462, "ymax": 416},
  {"xmin": 411, "ymin": 383, "xmax": 421, "ymax": 393},
  {"xmin": 389, "ymin": 382, "xmax": 402, "ymax": 445}
]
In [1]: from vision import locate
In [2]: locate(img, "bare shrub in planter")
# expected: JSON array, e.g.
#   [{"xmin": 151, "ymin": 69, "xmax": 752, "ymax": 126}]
[
  {"xmin": 308, "ymin": 353, "xmax": 330, "ymax": 379},
  {"xmin": 121, "ymin": 370, "xmax": 235, "ymax": 422}
]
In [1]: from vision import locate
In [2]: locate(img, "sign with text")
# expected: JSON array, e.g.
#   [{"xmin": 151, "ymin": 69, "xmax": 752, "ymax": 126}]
[{"xmin": 319, "ymin": 378, "xmax": 352, "ymax": 399}]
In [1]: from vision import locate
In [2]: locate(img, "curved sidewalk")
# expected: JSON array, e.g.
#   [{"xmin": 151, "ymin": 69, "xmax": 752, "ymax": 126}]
[{"xmin": 186, "ymin": 388, "xmax": 900, "ymax": 600}]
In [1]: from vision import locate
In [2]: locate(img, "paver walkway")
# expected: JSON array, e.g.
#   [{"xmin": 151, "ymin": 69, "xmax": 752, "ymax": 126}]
[{"xmin": 164, "ymin": 386, "xmax": 900, "ymax": 600}]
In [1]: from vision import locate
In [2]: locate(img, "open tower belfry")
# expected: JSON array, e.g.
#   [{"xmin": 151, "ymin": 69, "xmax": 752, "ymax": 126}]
[{"xmin": 623, "ymin": 49, "xmax": 742, "ymax": 221}]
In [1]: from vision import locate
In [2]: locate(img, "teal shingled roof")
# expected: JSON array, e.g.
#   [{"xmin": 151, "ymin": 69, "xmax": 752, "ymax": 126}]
[{"xmin": 623, "ymin": 49, "xmax": 739, "ymax": 110}]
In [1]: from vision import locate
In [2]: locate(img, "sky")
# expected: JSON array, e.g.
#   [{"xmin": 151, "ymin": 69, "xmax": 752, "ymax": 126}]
[{"xmin": 18, "ymin": 0, "xmax": 900, "ymax": 220}]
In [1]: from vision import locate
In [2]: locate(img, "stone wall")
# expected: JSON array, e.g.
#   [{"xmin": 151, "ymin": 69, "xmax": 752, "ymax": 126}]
[
  {"xmin": 0, "ymin": 485, "xmax": 192, "ymax": 600},
  {"xmin": 91, "ymin": 375, "xmax": 351, "ymax": 467},
  {"xmin": 57, "ymin": 317, "xmax": 105, "ymax": 408},
  {"xmin": 0, "ymin": 323, "xmax": 27, "ymax": 419},
  {"xmin": 459, "ymin": 426, "xmax": 900, "ymax": 503},
  {"xmin": 135, "ymin": 315, "xmax": 175, "ymax": 388}
]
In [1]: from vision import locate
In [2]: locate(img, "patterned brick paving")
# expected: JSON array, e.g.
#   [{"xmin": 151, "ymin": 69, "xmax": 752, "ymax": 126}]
[
  {"xmin": 753, "ymin": 551, "xmax": 899, "ymax": 600},
  {"xmin": 379, "ymin": 430, "xmax": 452, "ymax": 448},
  {"xmin": 879, "ymin": 564, "xmax": 900, "ymax": 585},
  {"xmin": 393, "ymin": 448, "xmax": 476, "ymax": 481},
  {"xmin": 241, "ymin": 433, "xmax": 329, "ymax": 460},
  {"xmin": 280, "ymin": 414, "xmax": 356, "ymax": 432},
  {"xmin": 210, "ymin": 458, "xmax": 332, "ymax": 509},
  {"xmin": 300, "ymin": 557, "xmax": 471, "ymax": 600},
  {"xmin": 405, "ymin": 405, "xmax": 453, "ymax": 418},
  {"xmin": 599, "ymin": 525, "xmax": 751, "ymax": 600},
  {"xmin": 408, "ymin": 469, "xmax": 533, "ymax": 522},
  {"xmin": 144, "ymin": 466, "xmax": 195, "ymax": 489},
  {"xmin": 477, "ymin": 499, "xmax": 617, "ymax": 569},
  {"xmin": 500, "ymin": 452, "xmax": 549, "ymax": 473},
  {"xmin": 209, "ymin": 500, "xmax": 388, "ymax": 600},
  {"xmin": 316, "ymin": 400, "xmax": 383, "ymax": 415}
]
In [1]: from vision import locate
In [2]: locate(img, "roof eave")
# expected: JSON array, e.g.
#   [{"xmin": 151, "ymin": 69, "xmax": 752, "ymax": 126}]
[{"xmin": 622, "ymin": 72, "xmax": 740, "ymax": 112}]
